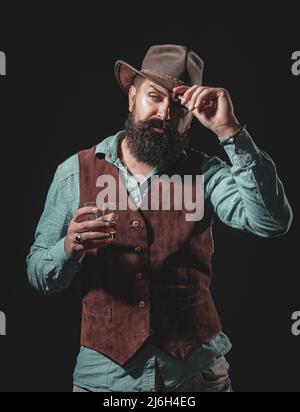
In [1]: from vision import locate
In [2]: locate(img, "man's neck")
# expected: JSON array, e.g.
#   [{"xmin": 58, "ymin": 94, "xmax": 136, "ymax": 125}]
[{"xmin": 119, "ymin": 137, "xmax": 155, "ymax": 182}]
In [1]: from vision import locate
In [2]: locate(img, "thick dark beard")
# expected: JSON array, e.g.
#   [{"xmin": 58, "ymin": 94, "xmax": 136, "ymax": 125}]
[{"xmin": 124, "ymin": 111, "xmax": 189, "ymax": 169}]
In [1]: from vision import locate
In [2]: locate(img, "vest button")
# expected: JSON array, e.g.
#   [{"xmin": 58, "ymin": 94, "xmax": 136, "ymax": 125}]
[
  {"xmin": 134, "ymin": 246, "xmax": 142, "ymax": 254},
  {"xmin": 136, "ymin": 273, "xmax": 143, "ymax": 280},
  {"xmin": 139, "ymin": 300, "xmax": 145, "ymax": 308},
  {"xmin": 150, "ymin": 329, "xmax": 154, "ymax": 336},
  {"xmin": 132, "ymin": 220, "xmax": 140, "ymax": 228}
]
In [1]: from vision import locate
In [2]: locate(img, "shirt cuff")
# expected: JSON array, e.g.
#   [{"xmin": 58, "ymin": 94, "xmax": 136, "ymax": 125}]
[{"xmin": 218, "ymin": 127, "xmax": 261, "ymax": 166}]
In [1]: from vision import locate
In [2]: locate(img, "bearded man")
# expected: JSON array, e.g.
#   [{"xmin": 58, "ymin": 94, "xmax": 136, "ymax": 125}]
[{"xmin": 27, "ymin": 44, "xmax": 292, "ymax": 392}]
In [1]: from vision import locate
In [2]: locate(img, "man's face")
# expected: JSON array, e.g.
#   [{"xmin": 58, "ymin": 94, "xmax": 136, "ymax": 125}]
[
  {"xmin": 129, "ymin": 79, "xmax": 193, "ymax": 134},
  {"xmin": 124, "ymin": 79, "xmax": 193, "ymax": 169}
]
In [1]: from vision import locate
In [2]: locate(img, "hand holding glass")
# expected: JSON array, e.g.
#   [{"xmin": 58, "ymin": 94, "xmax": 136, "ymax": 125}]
[{"xmin": 83, "ymin": 201, "xmax": 118, "ymax": 240}]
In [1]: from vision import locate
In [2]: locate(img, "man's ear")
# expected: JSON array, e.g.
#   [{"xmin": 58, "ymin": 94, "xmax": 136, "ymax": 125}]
[{"xmin": 128, "ymin": 85, "xmax": 137, "ymax": 112}]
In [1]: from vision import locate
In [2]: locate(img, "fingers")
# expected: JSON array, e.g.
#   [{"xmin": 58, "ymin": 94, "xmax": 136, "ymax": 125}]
[
  {"xmin": 65, "ymin": 208, "xmax": 117, "ymax": 259},
  {"xmin": 98, "ymin": 212, "xmax": 117, "ymax": 222},
  {"xmin": 178, "ymin": 85, "xmax": 199, "ymax": 106},
  {"xmin": 173, "ymin": 85, "xmax": 212, "ymax": 112},
  {"xmin": 193, "ymin": 89, "xmax": 217, "ymax": 111},
  {"xmin": 75, "ymin": 219, "xmax": 114, "ymax": 233},
  {"xmin": 73, "ymin": 206, "xmax": 100, "ymax": 223},
  {"xmin": 66, "ymin": 230, "xmax": 113, "ymax": 257},
  {"xmin": 173, "ymin": 85, "xmax": 191, "ymax": 94},
  {"xmin": 71, "ymin": 231, "xmax": 113, "ymax": 252},
  {"xmin": 173, "ymin": 86, "xmax": 227, "ymax": 113},
  {"xmin": 187, "ymin": 88, "xmax": 210, "ymax": 111},
  {"xmin": 77, "ymin": 231, "xmax": 112, "ymax": 242},
  {"xmin": 173, "ymin": 85, "xmax": 198, "ymax": 108}
]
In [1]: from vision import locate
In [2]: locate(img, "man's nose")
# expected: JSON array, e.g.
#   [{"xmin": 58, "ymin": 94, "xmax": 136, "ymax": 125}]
[{"xmin": 157, "ymin": 103, "xmax": 170, "ymax": 121}]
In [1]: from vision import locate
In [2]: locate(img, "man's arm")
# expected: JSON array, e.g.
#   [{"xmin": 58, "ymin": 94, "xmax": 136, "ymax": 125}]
[
  {"xmin": 173, "ymin": 84, "xmax": 292, "ymax": 236},
  {"xmin": 203, "ymin": 127, "xmax": 293, "ymax": 237},
  {"xmin": 26, "ymin": 156, "xmax": 81, "ymax": 295}
]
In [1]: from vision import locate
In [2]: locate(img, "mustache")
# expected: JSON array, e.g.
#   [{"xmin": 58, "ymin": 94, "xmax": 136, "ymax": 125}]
[{"xmin": 135, "ymin": 118, "xmax": 175, "ymax": 134}]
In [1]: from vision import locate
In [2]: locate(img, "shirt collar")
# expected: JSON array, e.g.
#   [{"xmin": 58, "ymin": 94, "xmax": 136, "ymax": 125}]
[{"xmin": 95, "ymin": 130, "xmax": 125, "ymax": 163}]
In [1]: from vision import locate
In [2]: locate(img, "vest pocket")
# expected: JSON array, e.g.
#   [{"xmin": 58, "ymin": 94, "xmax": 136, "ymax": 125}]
[
  {"xmin": 178, "ymin": 288, "xmax": 208, "ymax": 308},
  {"xmin": 174, "ymin": 288, "xmax": 221, "ymax": 341}
]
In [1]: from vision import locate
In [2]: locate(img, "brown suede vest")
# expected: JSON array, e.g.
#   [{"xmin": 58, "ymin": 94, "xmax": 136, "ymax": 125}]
[{"xmin": 78, "ymin": 145, "xmax": 222, "ymax": 365}]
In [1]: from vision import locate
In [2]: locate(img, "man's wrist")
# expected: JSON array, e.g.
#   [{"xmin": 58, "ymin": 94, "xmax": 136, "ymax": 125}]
[
  {"xmin": 218, "ymin": 124, "xmax": 246, "ymax": 146},
  {"xmin": 214, "ymin": 121, "xmax": 242, "ymax": 138}
]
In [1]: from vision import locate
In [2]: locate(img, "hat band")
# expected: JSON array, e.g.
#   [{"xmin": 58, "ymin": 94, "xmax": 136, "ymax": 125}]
[{"xmin": 141, "ymin": 69, "xmax": 189, "ymax": 87}]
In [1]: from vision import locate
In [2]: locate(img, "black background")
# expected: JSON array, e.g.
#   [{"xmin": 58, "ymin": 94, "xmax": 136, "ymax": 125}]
[{"xmin": 0, "ymin": 1, "xmax": 299, "ymax": 392}]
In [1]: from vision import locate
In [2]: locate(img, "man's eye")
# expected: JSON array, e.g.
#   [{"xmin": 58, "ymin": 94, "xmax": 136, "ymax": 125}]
[{"xmin": 149, "ymin": 94, "xmax": 161, "ymax": 101}]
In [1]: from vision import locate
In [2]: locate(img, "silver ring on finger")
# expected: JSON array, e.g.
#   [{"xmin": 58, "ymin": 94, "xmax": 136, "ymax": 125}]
[{"xmin": 74, "ymin": 233, "xmax": 84, "ymax": 244}]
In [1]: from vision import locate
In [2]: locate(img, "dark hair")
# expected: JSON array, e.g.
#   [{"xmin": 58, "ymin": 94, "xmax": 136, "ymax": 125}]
[{"xmin": 133, "ymin": 75, "xmax": 146, "ymax": 90}]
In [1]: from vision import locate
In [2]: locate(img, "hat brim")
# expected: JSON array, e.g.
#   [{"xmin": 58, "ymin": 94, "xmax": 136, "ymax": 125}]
[{"xmin": 114, "ymin": 60, "xmax": 190, "ymax": 94}]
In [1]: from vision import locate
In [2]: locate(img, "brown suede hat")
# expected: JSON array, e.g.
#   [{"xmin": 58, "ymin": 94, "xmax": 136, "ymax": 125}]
[{"xmin": 114, "ymin": 44, "xmax": 204, "ymax": 94}]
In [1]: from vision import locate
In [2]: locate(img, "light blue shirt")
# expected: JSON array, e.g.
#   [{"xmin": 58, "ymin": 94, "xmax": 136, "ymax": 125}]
[{"xmin": 27, "ymin": 128, "xmax": 292, "ymax": 392}]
